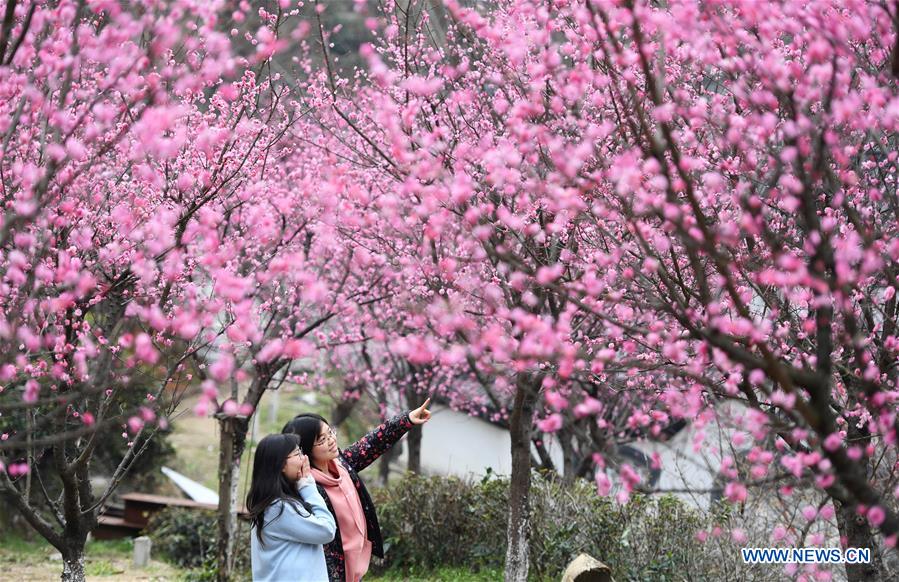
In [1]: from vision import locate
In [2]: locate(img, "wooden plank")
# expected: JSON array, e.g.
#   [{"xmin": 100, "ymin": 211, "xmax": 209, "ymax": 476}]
[{"xmin": 120, "ymin": 492, "xmax": 217, "ymax": 510}]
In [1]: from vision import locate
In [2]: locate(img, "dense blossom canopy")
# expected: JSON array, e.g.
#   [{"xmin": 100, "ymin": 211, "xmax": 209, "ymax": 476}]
[
  {"xmin": 301, "ymin": 0, "xmax": 899, "ymax": 549},
  {"xmin": 3, "ymin": 1, "xmax": 899, "ymax": 575}
]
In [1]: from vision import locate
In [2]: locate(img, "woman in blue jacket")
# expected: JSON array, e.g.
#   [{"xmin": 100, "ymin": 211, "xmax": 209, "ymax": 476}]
[{"xmin": 246, "ymin": 433, "xmax": 337, "ymax": 582}]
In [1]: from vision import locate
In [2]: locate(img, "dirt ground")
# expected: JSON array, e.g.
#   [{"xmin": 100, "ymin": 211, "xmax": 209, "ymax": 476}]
[{"xmin": 0, "ymin": 541, "xmax": 182, "ymax": 581}]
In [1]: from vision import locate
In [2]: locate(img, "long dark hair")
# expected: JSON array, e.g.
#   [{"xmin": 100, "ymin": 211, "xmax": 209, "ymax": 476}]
[
  {"xmin": 246, "ymin": 433, "xmax": 311, "ymax": 545},
  {"xmin": 281, "ymin": 413, "xmax": 329, "ymax": 459}
]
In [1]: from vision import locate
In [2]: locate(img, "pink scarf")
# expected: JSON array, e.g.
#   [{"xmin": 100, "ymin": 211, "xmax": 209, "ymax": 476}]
[{"xmin": 312, "ymin": 460, "xmax": 372, "ymax": 582}]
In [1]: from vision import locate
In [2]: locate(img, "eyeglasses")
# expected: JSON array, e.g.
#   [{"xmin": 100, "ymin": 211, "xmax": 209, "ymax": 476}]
[{"xmin": 313, "ymin": 427, "xmax": 337, "ymax": 447}]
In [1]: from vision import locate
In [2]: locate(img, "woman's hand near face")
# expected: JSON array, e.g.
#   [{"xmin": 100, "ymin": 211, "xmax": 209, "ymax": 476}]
[
  {"xmin": 283, "ymin": 448, "xmax": 304, "ymax": 481},
  {"xmin": 298, "ymin": 454, "xmax": 311, "ymax": 480},
  {"xmin": 409, "ymin": 398, "xmax": 432, "ymax": 425}
]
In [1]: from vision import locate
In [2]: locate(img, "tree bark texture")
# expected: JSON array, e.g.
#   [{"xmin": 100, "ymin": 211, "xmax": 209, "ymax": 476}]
[{"xmin": 504, "ymin": 375, "xmax": 539, "ymax": 582}]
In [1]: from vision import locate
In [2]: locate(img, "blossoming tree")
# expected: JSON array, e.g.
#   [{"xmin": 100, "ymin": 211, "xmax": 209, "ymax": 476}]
[
  {"xmin": 7, "ymin": 0, "xmax": 899, "ymax": 581},
  {"xmin": 0, "ymin": 1, "xmax": 306, "ymax": 579},
  {"xmin": 305, "ymin": 0, "xmax": 899, "ymax": 580}
]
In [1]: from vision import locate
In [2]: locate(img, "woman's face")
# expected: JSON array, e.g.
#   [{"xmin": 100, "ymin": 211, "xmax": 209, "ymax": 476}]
[
  {"xmin": 311, "ymin": 422, "xmax": 339, "ymax": 465},
  {"xmin": 282, "ymin": 446, "xmax": 304, "ymax": 481}
]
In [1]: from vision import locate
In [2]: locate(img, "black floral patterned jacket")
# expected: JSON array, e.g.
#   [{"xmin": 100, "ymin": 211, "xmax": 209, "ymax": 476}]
[{"xmin": 316, "ymin": 412, "xmax": 413, "ymax": 582}]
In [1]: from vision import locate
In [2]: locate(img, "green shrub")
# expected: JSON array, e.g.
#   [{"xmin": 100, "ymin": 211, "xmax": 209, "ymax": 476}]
[
  {"xmin": 371, "ymin": 472, "xmax": 721, "ymax": 581},
  {"xmin": 147, "ymin": 507, "xmax": 217, "ymax": 569},
  {"xmin": 146, "ymin": 507, "xmax": 251, "ymax": 579},
  {"xmin": 373, "ymin": 473, "xmax": 508, "ymax": 572}
]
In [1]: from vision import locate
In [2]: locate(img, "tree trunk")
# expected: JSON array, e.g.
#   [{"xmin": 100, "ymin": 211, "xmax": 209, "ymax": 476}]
[
  {"xmin": 216, "ymin": 416, "xmax": 249, "ymax": 582},
  {"xmin": 835, "ymin": 499, "xmax": 886, "ymax": 581},
  {"xmin": 331, "ymin": 385, "xmax": 362, "ymax": 428},
  {"xmin": 558, "ymin": 428, "xmax": 578, "ymax": 484},
  {"xmin": 504, "ymin": 376, "xmax": 539, "ymax": 582},
  {"xmin": 378, "ymin": 440, "xmax": 402, "ymax": 487},
  {"xmin": 61, "ymin": 549, "xmax": 86, "ymax": 582},
  {"xmin": 406, "ymin": 424, "xmax": 422, "ymax": 474},
  {"xmin": 404, "ymin": 384, "xmax": 425, "ymax": 474},
  {"xmin": 830, "ymin": 424, "xmax": 888, "ymax": 581},
  {"xmin": 532, "ymin": 436, "xmax": 557, "ymax": 476}
]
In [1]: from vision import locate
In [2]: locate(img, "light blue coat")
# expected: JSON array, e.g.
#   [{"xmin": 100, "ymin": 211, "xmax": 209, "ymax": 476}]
[{"xmin": 250, "ymin": 480, "xmax": 337, "ymax": 582}]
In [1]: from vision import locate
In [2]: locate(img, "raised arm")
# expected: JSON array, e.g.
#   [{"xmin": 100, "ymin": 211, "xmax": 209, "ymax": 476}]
[
  {"xmin": 263, "ymin": 482, "xmax": 336, "ymax": 545},
  {"xmin": 340, "ymin": 413, "xmax": 414, "ymax": 473},
  {"xmin": 341, "ymin": 399, "xmax": 432, "ymax": 473}
]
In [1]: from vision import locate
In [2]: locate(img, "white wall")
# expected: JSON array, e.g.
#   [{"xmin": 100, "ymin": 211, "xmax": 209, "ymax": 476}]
[
  {"xmin": 630, "ymin": 424, "xmax": 724, "ymax": 510},
  {"xmin": 398, "ymin": 404, "xmax": 564, "ymax": 478},
  {"xmin": 401, "ymin": 404, "xmax": 727, "ymax": 511}
]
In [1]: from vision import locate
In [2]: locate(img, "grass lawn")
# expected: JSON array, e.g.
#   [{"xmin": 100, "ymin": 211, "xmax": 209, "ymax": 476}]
[
  {"xmin": 0, "ymin": 532, "xmax": 503, "ymax": 582},
  {"xmin": 0, "ymin": 534, "xmax": 182, "ymax": 581}
]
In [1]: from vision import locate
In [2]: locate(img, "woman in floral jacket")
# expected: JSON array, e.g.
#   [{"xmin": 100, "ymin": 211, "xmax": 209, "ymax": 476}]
[{"xmin": 282, "ymin": 399, "xmax": 431, "ymax": 582}]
